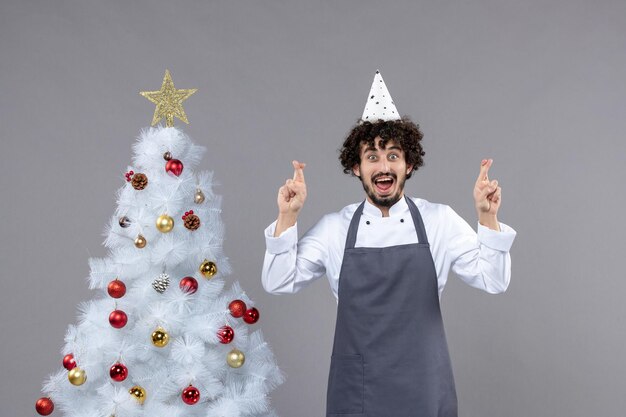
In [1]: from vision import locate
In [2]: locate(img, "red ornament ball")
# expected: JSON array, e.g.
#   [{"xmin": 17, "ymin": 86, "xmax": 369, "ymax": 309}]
[
  {"xmin": 229, "ymin": 299, "xmax": 247, "ymax": 318},
  {"xmin": 109, "ymin": 362, "xmax": 128, "ymax": 382},
  {"xmin": 35, "ymin": 397, "xmax": 54, "ymax": 416},
  {"xmin": 243, "ymin": 307, "xmax": 260, "ymax": 324},
  {"xmin": 165, "ymin": 159, "xmax": 184, "ymax": 177},
  {"xmin": 179, "ymin": 276, "xmax": 198, "ymax": 294},
  {"xmin": 217, "ymin": 325, "xmax": 235, "ymax": 344},
  {"xmin": 107, "ymin": 279, "xmax": 126, "ymax": 298},
  {"xmin": 109, "ymin": 310, "xmax": 128, "ymax": 329},
  {"xmin": 182, "ymin": 385, "xmax": 200, "ymax": 405},
  {"xmin": 62, "ymin": 353, "xmax": 76, "ymax": 370}
]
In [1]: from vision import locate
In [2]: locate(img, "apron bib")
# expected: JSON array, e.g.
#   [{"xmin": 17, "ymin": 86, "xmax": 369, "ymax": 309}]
[{"xmin": 326, "ymin": 196, "xmax": 457, "ymax": 417}]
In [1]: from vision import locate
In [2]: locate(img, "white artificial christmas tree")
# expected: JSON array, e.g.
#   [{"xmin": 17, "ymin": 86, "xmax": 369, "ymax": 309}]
[{"xmin": 35, "ymin": 71, "xmax": 284, "ymax": 417}]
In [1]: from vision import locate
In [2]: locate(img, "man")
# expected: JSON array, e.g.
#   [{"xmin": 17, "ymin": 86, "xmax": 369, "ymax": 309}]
[{"xmin": 262, "ymin": 71, "xmax": 517, "ymax": 417}]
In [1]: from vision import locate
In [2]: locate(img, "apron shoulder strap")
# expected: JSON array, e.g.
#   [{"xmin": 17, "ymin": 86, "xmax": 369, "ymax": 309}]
[
  {"xmin": 405, "ymin": 196, "xmax": 429, "ymax": 245},
  {"xmin": 345, "ymin": 201, "xmax": 366, "ymax": 250}
]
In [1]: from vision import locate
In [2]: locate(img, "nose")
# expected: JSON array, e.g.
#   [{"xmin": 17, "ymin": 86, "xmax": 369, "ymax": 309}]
[{"xmin": 380, "ymin": 158, "xmax": 390, "ymax": 173}]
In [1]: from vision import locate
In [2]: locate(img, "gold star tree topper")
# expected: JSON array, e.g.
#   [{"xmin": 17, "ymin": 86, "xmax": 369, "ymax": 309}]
[{"xmin": 140, "ymin": 70, "xmax": 197, "ymax": 127}]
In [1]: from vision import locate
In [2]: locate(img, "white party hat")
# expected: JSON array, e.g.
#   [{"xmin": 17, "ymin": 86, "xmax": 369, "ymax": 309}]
[{"xmin": 361, "ymin": 70, "xmax": 400, "ymax": 122}]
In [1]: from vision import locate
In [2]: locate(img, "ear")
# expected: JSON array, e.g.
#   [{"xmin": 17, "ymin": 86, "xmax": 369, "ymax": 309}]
[
  {"xmin": 352, "ymin": 164, "xmax": 361, "ymax": 178},
  {"xmin": 406, "ymin": 164, "xmax": 413, "ymax": 176}
]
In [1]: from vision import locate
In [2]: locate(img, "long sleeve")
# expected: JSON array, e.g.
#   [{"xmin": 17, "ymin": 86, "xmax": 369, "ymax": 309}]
[
  {"xmin": 261, "ymin": 216, "xmax": 329, "ymax": 295},
  {"xmin": 443, "ymin": 205, "xmax": 517, "ymax": 294}
]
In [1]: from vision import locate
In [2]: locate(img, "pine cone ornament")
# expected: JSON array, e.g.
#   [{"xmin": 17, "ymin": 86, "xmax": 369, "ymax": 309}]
[
  {"xmin": 152, "ymin": 273, "xmax": 170, "ymax": 293},
  {"xmin": 182, "ymin": 210, "xmax": 200, "ymax": 231},
  {"xmin": 131, "ymin": 173, "xmax": 148, "ymax": 190}
]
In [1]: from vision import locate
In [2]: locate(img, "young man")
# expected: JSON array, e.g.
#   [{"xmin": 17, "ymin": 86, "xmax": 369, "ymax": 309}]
[{"xmin": 262, "ymin": 71, "xmax": 517, "ymax": 417}]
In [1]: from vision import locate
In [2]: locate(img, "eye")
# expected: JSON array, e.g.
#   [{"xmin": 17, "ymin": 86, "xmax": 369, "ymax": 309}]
[
  {"xmin": 367, "ymin": 154, "xmax": 377, "ymax": 161},
  {"xmin": 388, "ymin": 153, "xmax": 399, "ymax": 160}
]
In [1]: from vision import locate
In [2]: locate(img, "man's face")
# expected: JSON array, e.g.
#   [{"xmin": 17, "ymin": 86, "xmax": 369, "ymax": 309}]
[{"xmin": 352, "ymin": 137, "xmax": 413, "ymax": 209}]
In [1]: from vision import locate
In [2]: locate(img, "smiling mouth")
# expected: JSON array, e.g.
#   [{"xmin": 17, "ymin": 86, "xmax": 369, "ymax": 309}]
[{"xmin": 373, "ymin": 175, "xmax": 395, "ymax": 194}]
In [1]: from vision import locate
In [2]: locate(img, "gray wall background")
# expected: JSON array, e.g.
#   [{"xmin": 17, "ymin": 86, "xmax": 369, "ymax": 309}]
[{"xmin": 1, "ymin": 1, "xmax": 625, "ymax": 416}]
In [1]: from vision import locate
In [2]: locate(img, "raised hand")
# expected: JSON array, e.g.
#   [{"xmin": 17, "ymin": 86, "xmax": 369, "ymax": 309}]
[
  {"xmin": 473, "ymin": 158, "xmax": 501, "ymax": 217},
  {"xmin": 274, "ymin": 161, "xmax": 307, "ymax": 236}
]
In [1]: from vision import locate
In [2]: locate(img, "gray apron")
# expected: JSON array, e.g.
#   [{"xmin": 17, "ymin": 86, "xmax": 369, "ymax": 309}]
[{"xmin": 326, "ymin": 196, "xmax": 458, "ymax": 417}]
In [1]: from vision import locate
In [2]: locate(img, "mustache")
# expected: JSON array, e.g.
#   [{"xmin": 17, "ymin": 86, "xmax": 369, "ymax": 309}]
[{"xmin": 371, "ymin": 172, "xmax": 397, "ymax": 182}]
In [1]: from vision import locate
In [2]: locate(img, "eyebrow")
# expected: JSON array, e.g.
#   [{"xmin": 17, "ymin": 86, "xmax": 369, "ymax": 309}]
[
  {"xmin": 364, "ymin": 145, "xmax": 402, "ymax": 152},
  {"xmin": 362, "ymin": 143, "xmax": 403, "ymax": 155}
]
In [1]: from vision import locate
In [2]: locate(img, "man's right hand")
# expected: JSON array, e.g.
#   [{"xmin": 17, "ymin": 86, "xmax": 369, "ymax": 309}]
[{"xmin": 274, "ymin": 160, "xmax": 307, "ymax": 237}]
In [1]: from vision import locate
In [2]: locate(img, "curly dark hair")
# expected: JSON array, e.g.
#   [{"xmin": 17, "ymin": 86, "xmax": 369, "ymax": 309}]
[{"xmin": 339, "ymin": 116, "xmax": 425, "ymax": 179}]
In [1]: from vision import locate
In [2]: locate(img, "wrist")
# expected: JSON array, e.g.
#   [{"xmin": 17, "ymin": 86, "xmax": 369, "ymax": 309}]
[
  {"xmin": 478, "ymin": 213, "xmax": 500, "ymax": 231},
  {"xmin": 275, "ymin": 212, "xmax": 298, "ymax": 237}
]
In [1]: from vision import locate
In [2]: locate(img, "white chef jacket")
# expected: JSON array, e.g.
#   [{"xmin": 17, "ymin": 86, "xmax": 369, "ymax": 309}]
[{"xmin": 262, "ymin": 196, "xmax": 517, "ymax": 302}]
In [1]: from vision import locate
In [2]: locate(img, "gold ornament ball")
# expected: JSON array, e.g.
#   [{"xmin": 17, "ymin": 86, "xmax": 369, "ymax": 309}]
[
  {"xmin": 129, "ymin": 386, "xmax": 146, "ymax": 404},
  {"xmin": 68, "ymin": 367, "xmax": 87, "ymax": 385},
  {"xmin": 226, "ymin": 348, "xmax": 245, "ymax": 368},
  {"xmin": 194, "ymin": 189, "xmax": 205, "ymax": 204},
  {"xmin": 151, "ymin": 327, "xmax": 169, "ymax": 347},
  {"xmin": 156, "ymin": 214, "xmax": 174, "ymax": 233},
  {"xmin": 134, "ymin": 234, "xmax": 147, "ymax": 248},
  {"xmin": 199, "ymin": 259, "xmax": 217, "ymax": 279}
]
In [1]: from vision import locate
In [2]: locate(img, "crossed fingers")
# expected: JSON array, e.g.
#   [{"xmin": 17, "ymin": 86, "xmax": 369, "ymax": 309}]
[{"xmin": 476, "ymin": 158, "xmax": 498, "ymax": 199}]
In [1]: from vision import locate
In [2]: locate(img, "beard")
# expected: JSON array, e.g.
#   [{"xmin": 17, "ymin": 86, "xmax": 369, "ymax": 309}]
[{"xmin": 360, "ymin": 172, "xmax": 406, "ymax": 208}]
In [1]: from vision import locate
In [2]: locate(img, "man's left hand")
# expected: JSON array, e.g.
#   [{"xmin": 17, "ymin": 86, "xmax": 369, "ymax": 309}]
[{"xmin": 474, "ymin": 158, "xmax": 501, "ymax": 221}]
